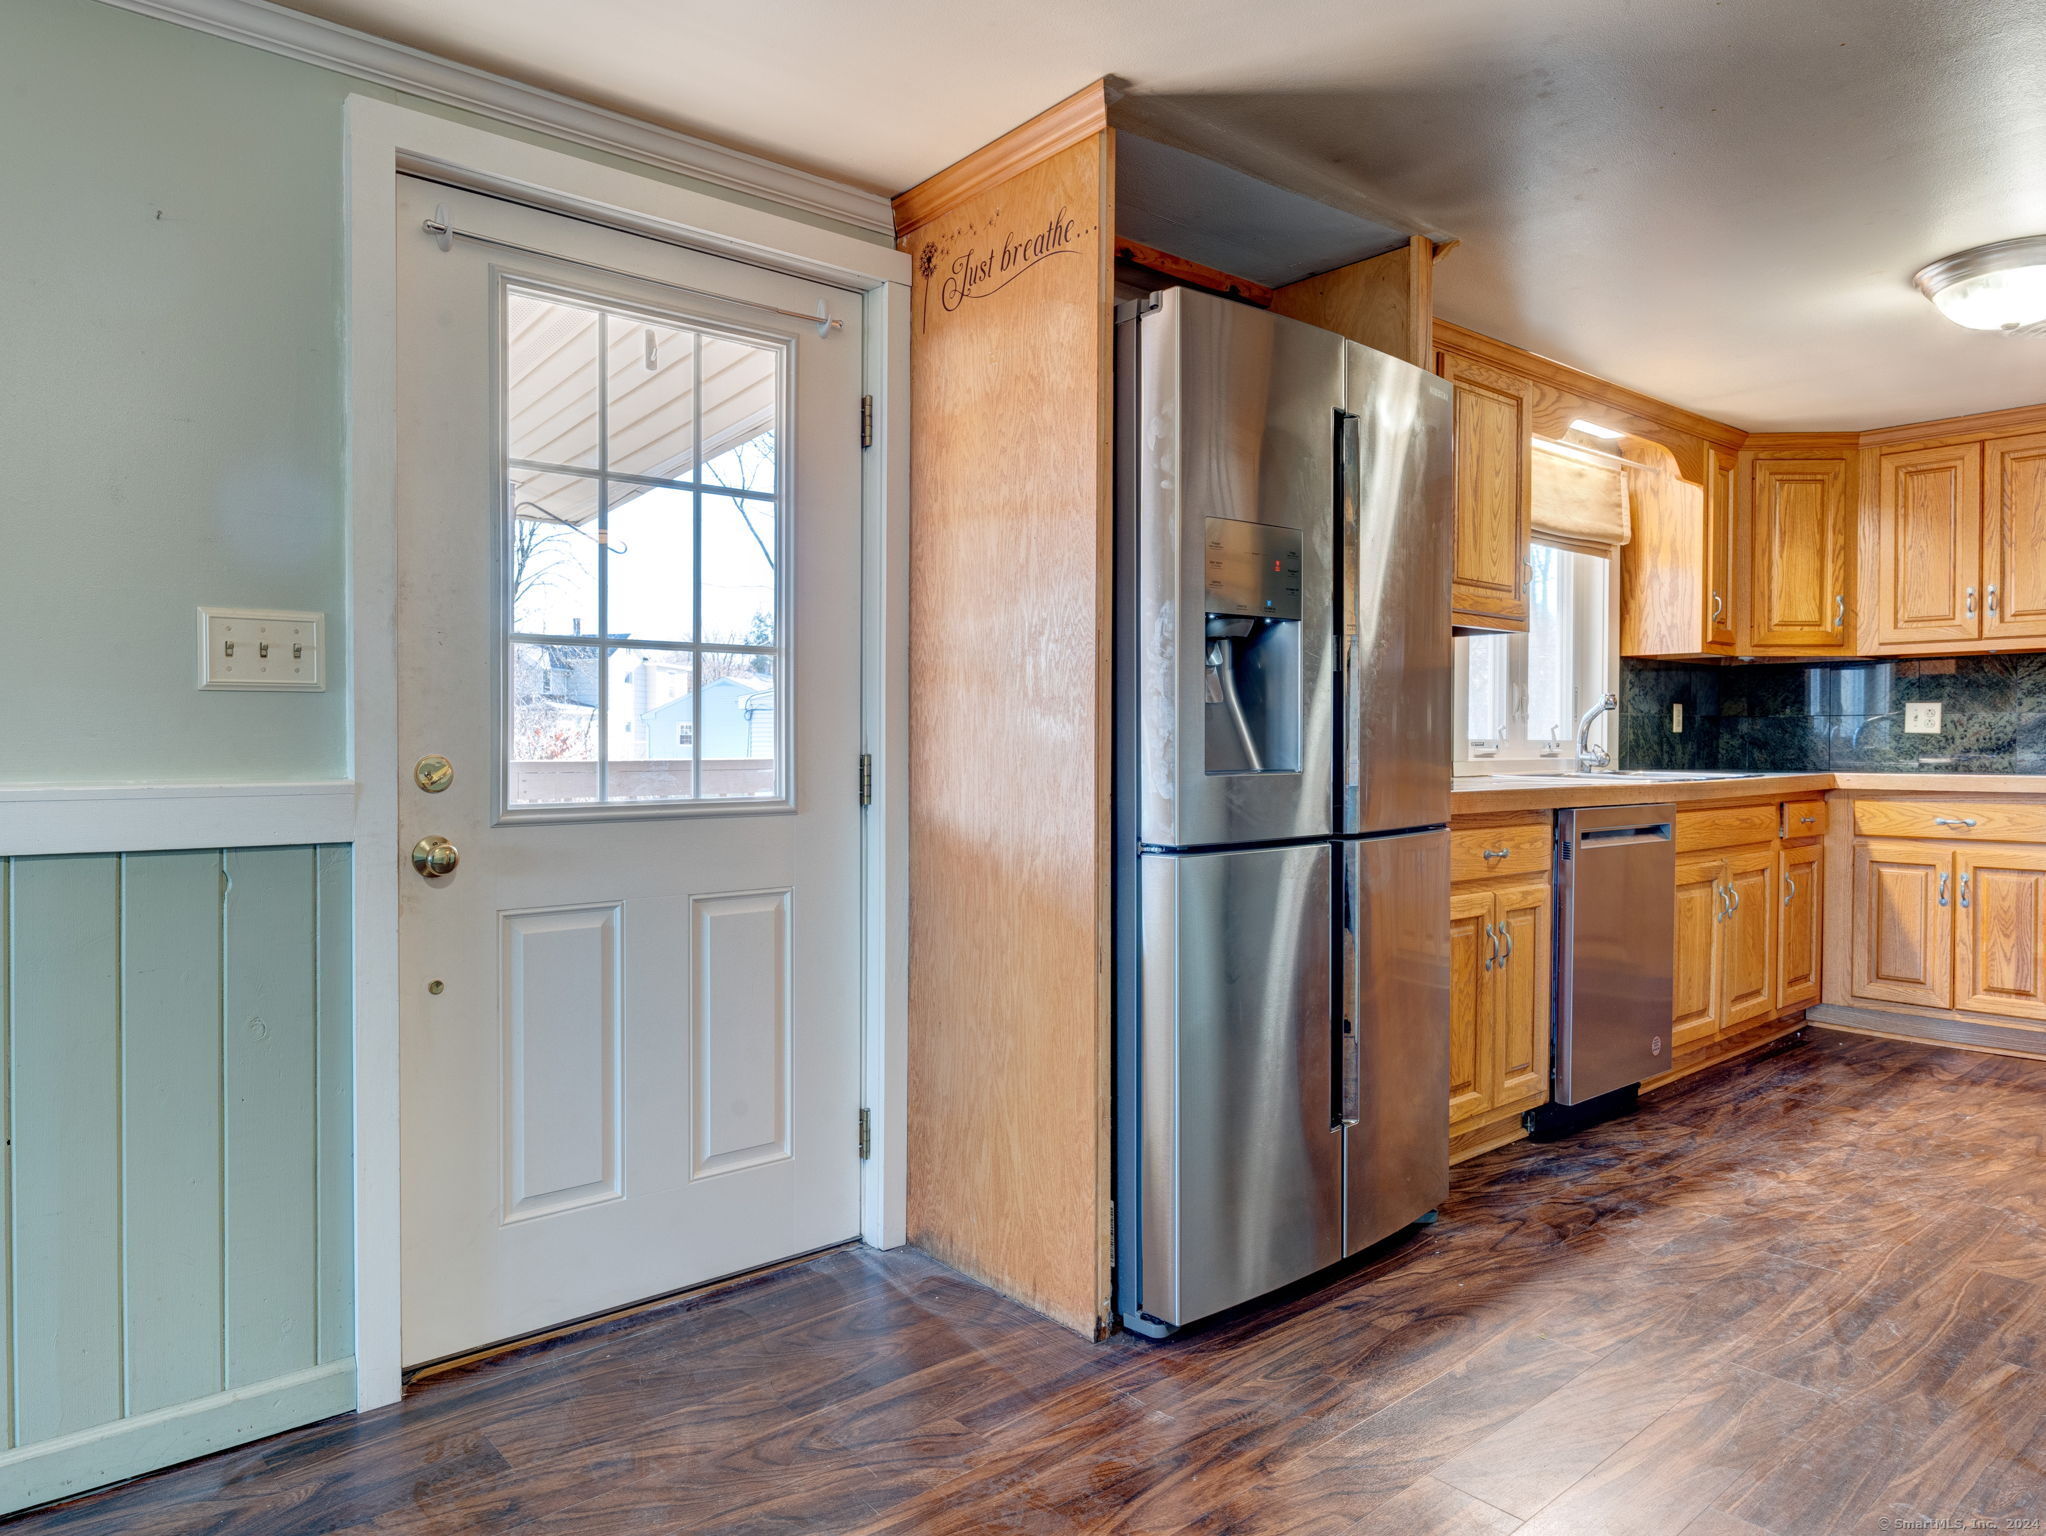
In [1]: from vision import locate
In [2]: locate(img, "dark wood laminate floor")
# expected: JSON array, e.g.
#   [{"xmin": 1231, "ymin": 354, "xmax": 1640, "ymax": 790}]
[{"xmin": 13, "ymin": 1027, "xmax": 2046, "ymax": 1535}]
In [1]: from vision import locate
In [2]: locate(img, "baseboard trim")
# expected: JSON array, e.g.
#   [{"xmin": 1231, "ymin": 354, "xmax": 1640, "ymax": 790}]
[
  {"xmin": 1807, "ymin": 1004, "xmax": 2046, "ymax": 1062},
  {"xmin": 0, "ymin": 1359, "xmax": 356, "ymax": 1517},
  {"xmin": 1643, "ymin": 1015, "xmax": 1807, "ymax": 1094}
]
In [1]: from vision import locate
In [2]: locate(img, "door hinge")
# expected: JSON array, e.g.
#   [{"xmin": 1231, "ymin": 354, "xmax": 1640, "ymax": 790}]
[
  {"xmin": 858, "ymin": 1107, "xmax": 872, "ymax": 1160},
  {"xmin": 858, "ymin": 751, "xmax": 873, "ymax": 806},
  {"xmin": 859, "ymin": 394, "xmax": 874, "ymax": 449}
]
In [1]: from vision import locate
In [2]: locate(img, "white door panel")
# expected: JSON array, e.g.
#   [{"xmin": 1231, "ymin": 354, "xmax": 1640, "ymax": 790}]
[{"xmin": 395, "ymin": 177, "xmax": 863, "ymax": 1364}]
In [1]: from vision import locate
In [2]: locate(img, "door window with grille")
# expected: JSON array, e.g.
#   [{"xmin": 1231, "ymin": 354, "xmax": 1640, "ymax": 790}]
[{"xmin": 502, "ymin": 280, "xmax": 788, "ymax": 813}]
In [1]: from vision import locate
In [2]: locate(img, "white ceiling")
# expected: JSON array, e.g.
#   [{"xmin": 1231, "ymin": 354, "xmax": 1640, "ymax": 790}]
[{"xmin": 277, "ymin": 0, "xmax": 2046, "ymax": 430}]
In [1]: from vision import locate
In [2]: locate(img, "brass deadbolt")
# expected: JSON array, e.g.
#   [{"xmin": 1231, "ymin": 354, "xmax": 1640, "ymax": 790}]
[
  {"xmin": 414, "ymin": 755, "xmax": 455, "ymax": 793},
  {"xmin": 411, "ymin": 835, "xmax": 460, "ymax": 878}
]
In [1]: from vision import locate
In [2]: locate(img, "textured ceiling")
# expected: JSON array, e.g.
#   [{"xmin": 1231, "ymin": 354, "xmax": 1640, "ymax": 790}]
[{"xmin": 275, "ymin": 0, "xmax": 2046, "ymax": 429}]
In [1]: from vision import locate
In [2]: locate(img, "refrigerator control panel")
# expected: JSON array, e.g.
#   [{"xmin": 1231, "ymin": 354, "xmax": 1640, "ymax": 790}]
[{"xmin": 1203, "ymin": 517, "xmax": 1303, "ymax": 620}]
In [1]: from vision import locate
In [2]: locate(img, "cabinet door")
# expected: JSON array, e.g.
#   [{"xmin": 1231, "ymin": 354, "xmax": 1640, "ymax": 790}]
[
  {"xmin": 1448, "ymin": 888, "xmax": 1496, "ymax": 1128},
  {"xmin": 1985, "ymin": 431, "xmax": 2046, "ymax": 641},
  {"xmin": 1491, "ymin": 880, "xmax": 1553, "ymax": 1109},
  {"xmin": 1955, "ymin": 849, "xmax": 2046, "ymax": 1021},
  {"xmin": 1751, "ymin": 457, "xmax": 1852, "ymax": 648},
  {"xmin": 1705, "ymin": 444, "xmax": 1739, "ymax": 649},
  {"xmin": 1672, "ymin": 854, "xmax": 1727, "ymax": 1049},
  {"xmin": 1723, "ymin": 846, "xmax": 1779, "ymax": 1028},
  {"xmin": 1851, "ymin": 840, "xmax": 1954, "ymax": 1009},
  {"xmin": 1439, "ymin": 352, "xmax": 1532, "ymax": 631},
  {"xmin": 1777, "ymin": 844, "xmax": 1823, "ymax": 1011},
  {"xmin": 1875, "ymin": 444, "xmax": 1982, "ymax": 646}
]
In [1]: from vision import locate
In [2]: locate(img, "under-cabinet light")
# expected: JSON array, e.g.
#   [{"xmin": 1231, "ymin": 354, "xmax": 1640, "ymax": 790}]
[{"xmin": 1568, "ymin": 418, "xmax": 1627, "ymax": 440}]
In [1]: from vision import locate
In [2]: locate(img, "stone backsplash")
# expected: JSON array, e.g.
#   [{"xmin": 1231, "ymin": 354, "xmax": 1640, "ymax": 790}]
[{"xmin": 1620, "ymin": 655, "xmax": 2046, "ymax": 775}]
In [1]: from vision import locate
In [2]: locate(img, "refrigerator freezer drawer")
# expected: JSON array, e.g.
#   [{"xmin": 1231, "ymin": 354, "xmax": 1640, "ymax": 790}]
[
  {"xmin": 1341, "ymin": 829, "xmax": 1451, "ymax": 1253},
  {"xmin": 1130, "ymin": 842, "xmax": 1342, "ymax": 1332}
]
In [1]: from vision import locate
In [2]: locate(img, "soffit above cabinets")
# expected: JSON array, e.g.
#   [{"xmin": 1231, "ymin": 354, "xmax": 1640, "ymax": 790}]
[{"xmin": 247, "ymin": 0, "xmax": 2046, "ymax": 429}]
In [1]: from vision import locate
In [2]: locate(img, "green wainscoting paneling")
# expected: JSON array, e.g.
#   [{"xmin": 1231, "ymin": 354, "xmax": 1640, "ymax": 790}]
[{"xmin": 0, "ymin": 846, "xmax": 354, "ymax": 1515}]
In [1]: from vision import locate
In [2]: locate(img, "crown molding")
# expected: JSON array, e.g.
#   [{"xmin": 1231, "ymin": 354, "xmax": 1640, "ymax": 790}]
[
  {"xmin": 890, "ymin": 80, "xmax": 1110, "ymax": 239},
  {"xmin": 88, "ymin": 0, "xmax": 894, "ymax": 236}
]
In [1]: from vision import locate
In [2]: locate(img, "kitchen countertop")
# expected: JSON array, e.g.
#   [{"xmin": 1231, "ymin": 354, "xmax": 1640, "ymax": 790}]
[{"xmin": 1451, "ymin": 772, "xmax": 2046, "ymax": 815}]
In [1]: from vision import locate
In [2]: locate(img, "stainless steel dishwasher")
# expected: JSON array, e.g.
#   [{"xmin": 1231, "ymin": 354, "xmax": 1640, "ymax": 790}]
[{"xmin": 1553, "ymin": 803, "xmax": 1676, "ymax": 1105}]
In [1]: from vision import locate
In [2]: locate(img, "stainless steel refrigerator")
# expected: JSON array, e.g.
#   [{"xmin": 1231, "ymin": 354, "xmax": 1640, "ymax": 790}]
[{"xmin": 1114, "ymin": 285, "xmax": 1454, "ymax": 1338}]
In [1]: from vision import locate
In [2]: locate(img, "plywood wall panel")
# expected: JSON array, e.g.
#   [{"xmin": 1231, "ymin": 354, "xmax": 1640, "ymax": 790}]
[
  {"xmin": 897, "ymin": 131, "xmax": 1114, "ymax": 1336},
  {"xmin": 120, "ymin": 851, "xmax": 228, "ymax": 1417},
  {"xmin": 8, "ymin": 855, "xmax": 124, "ymax": 1446},
  {"xmin": 223, "ymin": 847, "xmax": 321, "ymax": 1389}
]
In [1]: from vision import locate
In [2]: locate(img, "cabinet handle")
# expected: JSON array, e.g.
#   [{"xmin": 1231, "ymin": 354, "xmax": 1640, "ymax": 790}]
[
  {"xmin": 1500, "ymin": 924, "xmax": 1515, "ymax": 964},
  {"xmin": 1482, "ymin": 847, "xmax": 1510, "ymax": 862},
  {"xmin": 1989, "ymin": 584, "xmax": 1999, "ymax": 616},
  {"xmin": 1784, "ymin": 872, "xmax": 1796, "ymax": 906},
  {"xmin": 1939, "ymin": 872, "xmax": 1950, "ymax": 908},
  {"xmin": 1483, "ymin": 922, "xmax": 1498, "ymax": 971},
  {"xmin": 1711, "ymin": 590, "xmax": 1725, "ymax": 624},
  {"xmin": 1961, "ymin": 872, "xmax": 1971, "ymax": 909},
  {"xmin": 1834, "ymin": 594, "xmax": 1847, "ymax": 628},
  {"xmin": 1967, "ymin": 586, "xmax": 1977, "ymax": 616},
  {"xmin": 1715, "ymin": 883, "xmax": 1728, "ymax": 922},
  {"xmin": 1933, "ymin": 816, "xmax": 1978, "ymax": 829},
  {"xmin": 1730, "ymin": 883, "xmax": 1741, "ymax": 915}
]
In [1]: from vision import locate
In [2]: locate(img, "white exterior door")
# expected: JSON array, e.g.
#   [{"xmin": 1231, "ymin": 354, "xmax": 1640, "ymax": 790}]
[{"xmin": 393, "ymin": 177, "xmax": 865, "ymax": 1364}]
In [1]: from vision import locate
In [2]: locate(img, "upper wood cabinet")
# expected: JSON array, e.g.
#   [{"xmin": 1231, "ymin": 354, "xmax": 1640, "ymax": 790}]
[
  {"xmin": 1986, "ymin": 431, "xmax": 2046, "ymax": 641},
  {"xmin": 1875, "ymin": 444, "xmax": 1982, "ymax": 646},
  {"xmin": 1705, "ymin": 445, "xmax": 1740, "ymax": 650},
  {"xmin": 1438, "ymin": 351, "xmax": 1533, "ymax": 633},
  {"xmin": 1750, "ymin": 456, "xmax": 1854, "ymax": 649}
]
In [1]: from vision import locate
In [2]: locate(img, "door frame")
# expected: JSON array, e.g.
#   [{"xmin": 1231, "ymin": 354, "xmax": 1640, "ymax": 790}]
[{"xmin": 343, "ymin": 98, "xmax": 910, "ymax": 1409}]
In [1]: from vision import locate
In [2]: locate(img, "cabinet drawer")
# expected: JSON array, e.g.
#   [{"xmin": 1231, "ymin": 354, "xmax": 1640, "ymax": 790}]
[
  {"xmin": 1780, "ymin": 798, "xmax": 1828, "ymax": 841},
  {"xmin": 1851, "ymin": 800, "xmax": 2046, "ymax": 843},
  {"xmin": 1450, "ymin": 818, "xmax": 1552, "ymax": 882},
  {"xmin": 1675, "ymin": 803, "xmax": 1780, "ymax": 853}
]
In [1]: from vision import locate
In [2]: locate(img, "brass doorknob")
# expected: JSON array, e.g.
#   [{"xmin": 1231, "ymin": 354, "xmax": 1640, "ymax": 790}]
[{"xmin": 411, "ymin": 835, "xmax": 459, "ymax": 878}]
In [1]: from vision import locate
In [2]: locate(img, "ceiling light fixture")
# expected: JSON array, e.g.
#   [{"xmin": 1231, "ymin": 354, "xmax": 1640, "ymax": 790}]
[
  {"xmin": 1913, "ymin": 236, "xmax": 2046, "ymax": 335},
  {"xmin": 1568, "ymin": 418, "xmax": 1627, "ymax": 440}
]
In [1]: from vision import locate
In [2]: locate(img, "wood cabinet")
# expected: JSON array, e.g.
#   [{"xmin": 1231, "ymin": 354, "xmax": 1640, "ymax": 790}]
[
  {"xmin": 1875, "ymin": 444, "xmax": 1982, "ymax": 646},
  {"xmin": 1705, "ymin": 444, "xmax": 1740, "ymax": 650},
  {"xmin": 1985, "ymin": 431, "xmax": 2046, "ymax": 641},
  {"xmin": 1448, "ymin": 815, "xmax": 1553, "ymax": 1156},
  {"xmin": 1954, "ymin": 848, "xmax": 2046, "ymax": 1021},
  {"xmin": 1672, "ymin": 853, "xmax": 1728, "ymax": 1049},
  {"xmin": 1438, "ymin": 351, "xmax": 1533, "ymax": 633},
  {"xmin": 1492, "ymin": 881, "xmax": 1554, "ymax": 1108},
  {"xmin": 1670, "ymin": 797, "xmax": 1822, "ymax": 1051},
  {"xmin": 1778, "ymin": 842, "xmax": 1823, "ymax": 1010},
  {"xmin": 1724, "ymin": 847, "xmax": 1778, "ymax": 1028},
  {"xmin": 1850, "ymin": 840, "xmax": 1954, "ymax": 1009},
  {"xmin": 1750, "ymin": 456, "xmax": 1854, "ymax": 649}
]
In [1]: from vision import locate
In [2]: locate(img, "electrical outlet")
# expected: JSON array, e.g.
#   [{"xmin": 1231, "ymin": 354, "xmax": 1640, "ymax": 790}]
[
  {"xmin": 1670, "ymin": 703, "xmax": 1684, "ymax": 734},
  {"xmin": 198, "ymin": 608, "xmax": 324, "ymax": 690},
  {"xmin": 1904, "ymin": 701, "xmax": 1942, "ymax": 734}
]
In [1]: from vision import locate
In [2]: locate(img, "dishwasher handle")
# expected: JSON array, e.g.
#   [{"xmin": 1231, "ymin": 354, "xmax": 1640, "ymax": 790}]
[{"xmin": 1577, "ymin": 825, "xmax": 1673, "ymax": 849}]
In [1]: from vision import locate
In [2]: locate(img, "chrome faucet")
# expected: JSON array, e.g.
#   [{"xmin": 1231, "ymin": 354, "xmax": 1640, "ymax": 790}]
[{"xmin": 1576, "ymin": 692, "xmax": 1618, "ymax": 770}]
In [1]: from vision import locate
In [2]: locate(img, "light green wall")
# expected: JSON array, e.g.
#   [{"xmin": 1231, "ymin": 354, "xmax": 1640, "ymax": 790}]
[
  {"xmin": 0, "ymin": 0, "xmax": 882, "ymax": 786},
  {"xmin": 0, "ymin": 845, "xmax": 355, "ymax": 1515}
]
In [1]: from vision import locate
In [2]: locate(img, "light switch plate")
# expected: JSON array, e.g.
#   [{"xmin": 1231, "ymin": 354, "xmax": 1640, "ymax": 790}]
[
  {"xmin": 1904, "ymin": 701, "xmax": 1942, "ymax": 734},
  {"xmin": 198, "ymin": 608, "xmax": 324, "ymax": 691},
  {"xmin": 1671, "ymin": 703, "xmax": 1684, "ymax": 734}
]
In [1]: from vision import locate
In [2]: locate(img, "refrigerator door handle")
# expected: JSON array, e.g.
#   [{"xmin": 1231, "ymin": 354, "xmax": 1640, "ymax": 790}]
[
  {"xmin": 1338, "ymin": 411, "xmax": 1361, "ymax": 642},
  {"xmin": 1337, "ymin": 1017, "xmax": 1361, "ymax": 1127}
]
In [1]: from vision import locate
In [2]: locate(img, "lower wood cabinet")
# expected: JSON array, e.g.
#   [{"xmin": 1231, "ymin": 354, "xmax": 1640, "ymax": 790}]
[
  {"xmin": 1856, "ymin": 837, "xmax": 2046, "ymax": 1021},
  {"xmin": 1851, "ymin": 839, "xmax": 1954, "ymax": 1009},
  {"xmin": 1449, "ymin": 874, "xmax": 1552, "ymax": 1143},
  {"xmin": 1778, "ymin": 842, "xmax": 1823, "ymax": 1009},
  {"xmin": 1672, "ymin": 806, "xmax": 1823, "ymax": 1051}
]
